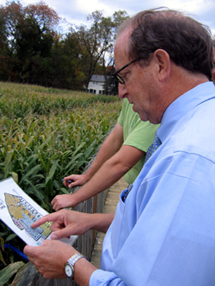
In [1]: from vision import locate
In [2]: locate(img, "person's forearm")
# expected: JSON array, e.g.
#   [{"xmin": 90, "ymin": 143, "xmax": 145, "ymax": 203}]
[
  {"xmin": 71, "ymin": 145, "xmax": 144, "ymax": 207},
  {"xmin": 90, "ymin": 213, "xmax": 114, "ymax": 233},
  {"xmin": 84, "ymin": 142, "xmax": 121, "ymax": 180},
  {"xmin": 83, "ymin": 123, "xmax": 123, "ymax": 181},
  {"xmin": 72, "ymin": 158, "xmax": 127, "ymax": 206},
  {"xmin": 73, "ymin": 258, "xmax": 97, "ymax": 286}
]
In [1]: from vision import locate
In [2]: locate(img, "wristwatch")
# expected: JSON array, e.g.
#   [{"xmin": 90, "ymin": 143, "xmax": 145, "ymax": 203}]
[{"xmin": 64, "ymin": 253, "xmax": 85, "ymax": 279}]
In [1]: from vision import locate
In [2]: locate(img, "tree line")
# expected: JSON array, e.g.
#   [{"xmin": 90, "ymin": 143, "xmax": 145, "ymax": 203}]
[{"xmin": 0, "ymin": 1, "xmax": 129, "ymax": 93}]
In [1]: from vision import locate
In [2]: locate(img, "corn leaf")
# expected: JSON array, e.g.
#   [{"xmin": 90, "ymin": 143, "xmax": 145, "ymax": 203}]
[{"xmin": 0, "ymin": 261, "xmax": 25, "ymax": 286}]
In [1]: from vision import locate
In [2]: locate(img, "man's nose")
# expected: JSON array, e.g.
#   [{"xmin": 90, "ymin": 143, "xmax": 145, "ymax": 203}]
[{"xmin": 118, "ymin": 83, "xmax": 127, "ymax": 99}]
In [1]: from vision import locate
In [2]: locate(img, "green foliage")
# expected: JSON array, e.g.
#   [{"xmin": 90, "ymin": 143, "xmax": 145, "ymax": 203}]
[
  {"xmin": 0, "ymin": 82, "xmax": 122, "ymax": 268},
  {"xmin": 0, "ymin": 225, "xmax": 26, "ymax": 271},
  {"xmin": 0, "ymin": 237, "xmax": 6, "ymax": 266},
  {"xmin": 0, "ymin": 1, "xmax": 128, "ymax": 92},
  {"xmin": 0, "ymin": 261, "xmax": 25, "ymax": 286},
  {"xmin": 0, "ymin": 82, "xmax": 120, "ymax": 118},
  {"xmin": 0, "ymin": 236, "xmax": 25, "ymax": 286},
  {"xmin": 0, "ymin": 82, "xmax": 121, "ymax": 210}
]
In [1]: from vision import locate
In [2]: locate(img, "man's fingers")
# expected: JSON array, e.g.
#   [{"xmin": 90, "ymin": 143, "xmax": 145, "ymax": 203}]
[
  {"xmin": 51, "ymin": 197, "xmax": 55, "ymax": 206},
  {"xmin": 31, "ymin": 214, "xmax": 52, "ymax": 228},
  {"xmin": 23, "ymin": 245, "xmax": 36, "ymax": 259},
  {"xmin": 51, "ymin": 228, "xmax": 72, "ymax": 240},
  {"xmin": 31, "ymin": 212, "xmax": 63, "ymax": 228},
  {"xmin": 52, "ymin": 204, "xmax": 61, "ymax": 211}
]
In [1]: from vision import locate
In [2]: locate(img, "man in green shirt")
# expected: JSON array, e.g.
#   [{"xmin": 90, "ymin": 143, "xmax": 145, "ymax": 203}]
[
  {"xmin": 51, "ymin": 98, "xmax": 159, "ymax": 210},
  {"xmin": 118, "ymin": 98, "xmax": 159, "ymax": 184}
]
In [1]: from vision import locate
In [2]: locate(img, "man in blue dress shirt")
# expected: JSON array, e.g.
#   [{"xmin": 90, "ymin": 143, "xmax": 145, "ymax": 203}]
[{"xmin": 24, "ymin": 8, "xmax": 215, "ymax": 286}]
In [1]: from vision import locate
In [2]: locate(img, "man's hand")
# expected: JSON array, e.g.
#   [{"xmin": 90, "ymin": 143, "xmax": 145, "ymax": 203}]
[
  {"xmin": 24, "ymin": 240, "xmax": 76, "ymax": 279},
  {"xmin": 63, "ymin": 174, "xmax": 89, "ymax": 188},
  {"xmin": 51, "ymin": 194, "xmax": 77, "ymax": 211},
  {"xmin": 31, "ymin": 209, "xmax": 94, "ymax": 240}
]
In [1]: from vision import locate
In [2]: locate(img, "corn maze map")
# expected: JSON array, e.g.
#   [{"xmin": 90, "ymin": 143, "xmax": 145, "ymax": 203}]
[{"xmin": 0, "ymin": 177, "xmax": 77, "ymax": 246}]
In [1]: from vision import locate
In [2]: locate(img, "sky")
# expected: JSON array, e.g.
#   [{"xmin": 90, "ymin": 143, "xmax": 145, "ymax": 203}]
[{"xmin": 1, "ymin": 0, "xmax": 215, "ymax": 36}]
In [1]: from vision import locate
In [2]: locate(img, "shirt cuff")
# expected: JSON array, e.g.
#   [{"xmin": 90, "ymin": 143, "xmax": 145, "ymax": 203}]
[{"xmin": 90, "ymin": 269, "xmax": 122, "ymax": 286}]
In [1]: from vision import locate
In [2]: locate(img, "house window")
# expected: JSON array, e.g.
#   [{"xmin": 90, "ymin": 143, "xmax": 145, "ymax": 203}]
[{"xmin": 93, "ymin": 81, "xmax": 98, "ymax": 85}]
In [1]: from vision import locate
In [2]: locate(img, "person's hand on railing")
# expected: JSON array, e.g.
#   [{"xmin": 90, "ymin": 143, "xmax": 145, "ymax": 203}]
[
  {"xmin": 63, "ymin": 174, "xmax": 89, "ymax": 188},
  {"xmin": 51, "ymin": 194, "xmax": 78, "ymax": 211}
]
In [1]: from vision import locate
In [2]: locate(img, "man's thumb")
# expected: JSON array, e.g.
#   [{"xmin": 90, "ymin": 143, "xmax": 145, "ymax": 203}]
[{"xmin": 51, "ymin": 229, "xmax": 70, "ymax": 240}]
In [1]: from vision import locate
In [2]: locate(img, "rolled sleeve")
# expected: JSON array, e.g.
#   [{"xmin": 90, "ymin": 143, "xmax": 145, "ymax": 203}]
[{"xmin": 90, "ymin": 269, "xmax": 126, "ymax": 286}]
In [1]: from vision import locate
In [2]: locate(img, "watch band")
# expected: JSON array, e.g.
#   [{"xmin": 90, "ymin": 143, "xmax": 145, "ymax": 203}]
[
  {"xmin": 65, "ymin": 253, "xmax": 85, "ymax": 278},
  {"xmin": 69, "ymin": 253, "xmax": 85, "ymax": 266}
]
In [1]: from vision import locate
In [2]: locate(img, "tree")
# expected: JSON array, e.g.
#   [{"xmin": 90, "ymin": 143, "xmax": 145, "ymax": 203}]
[
  {"xmin": 16, "ymin": 2, "xmax": 59, "ymax": 82},
  {"xmin": 0, "ymin": 5, "xmax": 12, "ymax": 80},
  {"xmin": 69, "ymin": 11, "xmax": 113, "ymax": 91},
  {"xmin": 0, "ymin": 1, "xmax": 60, "ymax": 82},
  {"xmin": 102, "ymin": 10, "xmax": 129, "ymax": 95},
  {"xmin": 0, "ymin": 2, "xmax": 129, "ymax": 92},
  {"xmin": 24, "ymin": 1, "xmax": 59, "ymax": 30},
  {"xmin": 15, "ymin": 16, "xmax": 55, "ymax": 82},
  {"xmin": 45, "ymin": 32, "xmax": 86, "ymax": 90},
  {"xmin": 69, "ymin": 10, "xmax": 129, "ymax": 93}
]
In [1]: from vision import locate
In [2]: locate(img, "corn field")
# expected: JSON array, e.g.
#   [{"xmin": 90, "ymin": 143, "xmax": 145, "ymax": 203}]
[{"xmin": 0, "ymin": 82, "xmax": 122, "ymax": 268}]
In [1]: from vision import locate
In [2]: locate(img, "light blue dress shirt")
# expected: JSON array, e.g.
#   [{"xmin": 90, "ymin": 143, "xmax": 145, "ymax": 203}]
[{"xmin": 90, "ymin": 82, "xmax": 215, "ymax": 286}]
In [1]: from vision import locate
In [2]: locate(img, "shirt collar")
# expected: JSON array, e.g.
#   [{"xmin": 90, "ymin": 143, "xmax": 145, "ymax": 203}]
[{"xmin": 157, "ymin": 82, "xmax": 215, "ymax": 143}]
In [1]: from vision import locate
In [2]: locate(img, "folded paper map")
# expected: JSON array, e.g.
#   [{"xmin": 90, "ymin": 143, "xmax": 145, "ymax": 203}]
[{"xmin": 0, "ymin": 177, "xmax": 77, "ymax": 246}]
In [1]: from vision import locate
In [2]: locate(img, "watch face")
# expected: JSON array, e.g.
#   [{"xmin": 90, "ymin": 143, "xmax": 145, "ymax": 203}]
[{"xmin": 65, "ymin": 264, "xmax": 73, "ymax": 277}]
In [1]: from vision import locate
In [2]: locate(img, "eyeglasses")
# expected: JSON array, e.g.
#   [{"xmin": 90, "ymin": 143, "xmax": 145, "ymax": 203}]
[{"xmin": 113, "ymin": 57, "xmax": 140, "ymax": 84}]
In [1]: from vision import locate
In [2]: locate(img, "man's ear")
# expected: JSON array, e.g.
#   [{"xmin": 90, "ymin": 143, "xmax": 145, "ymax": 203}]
[{"xmin": 153, "ymin": 49, "xmax": 171, "ymax": 82}]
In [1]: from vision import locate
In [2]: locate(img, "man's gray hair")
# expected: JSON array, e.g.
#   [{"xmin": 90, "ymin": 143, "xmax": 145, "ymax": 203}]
[{"xmin": 117, "ymin": 8, "xmax": 213, "ymax": 80}]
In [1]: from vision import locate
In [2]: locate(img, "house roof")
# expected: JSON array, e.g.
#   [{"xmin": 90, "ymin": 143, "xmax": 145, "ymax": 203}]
[{"xmin": 90, "ymin": 75, "xmax": 109, "ymax": 82}]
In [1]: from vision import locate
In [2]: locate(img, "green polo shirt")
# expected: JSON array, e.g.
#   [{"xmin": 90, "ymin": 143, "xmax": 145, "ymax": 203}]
[{"xmin": 118, "ymin": 99, "xmax": 159, "ymax": 184}]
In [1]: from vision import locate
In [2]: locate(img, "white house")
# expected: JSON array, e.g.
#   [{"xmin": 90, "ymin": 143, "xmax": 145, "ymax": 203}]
[{"xmin": 87, "ymin": 75, "xmax": 106, "ymax": 95}]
